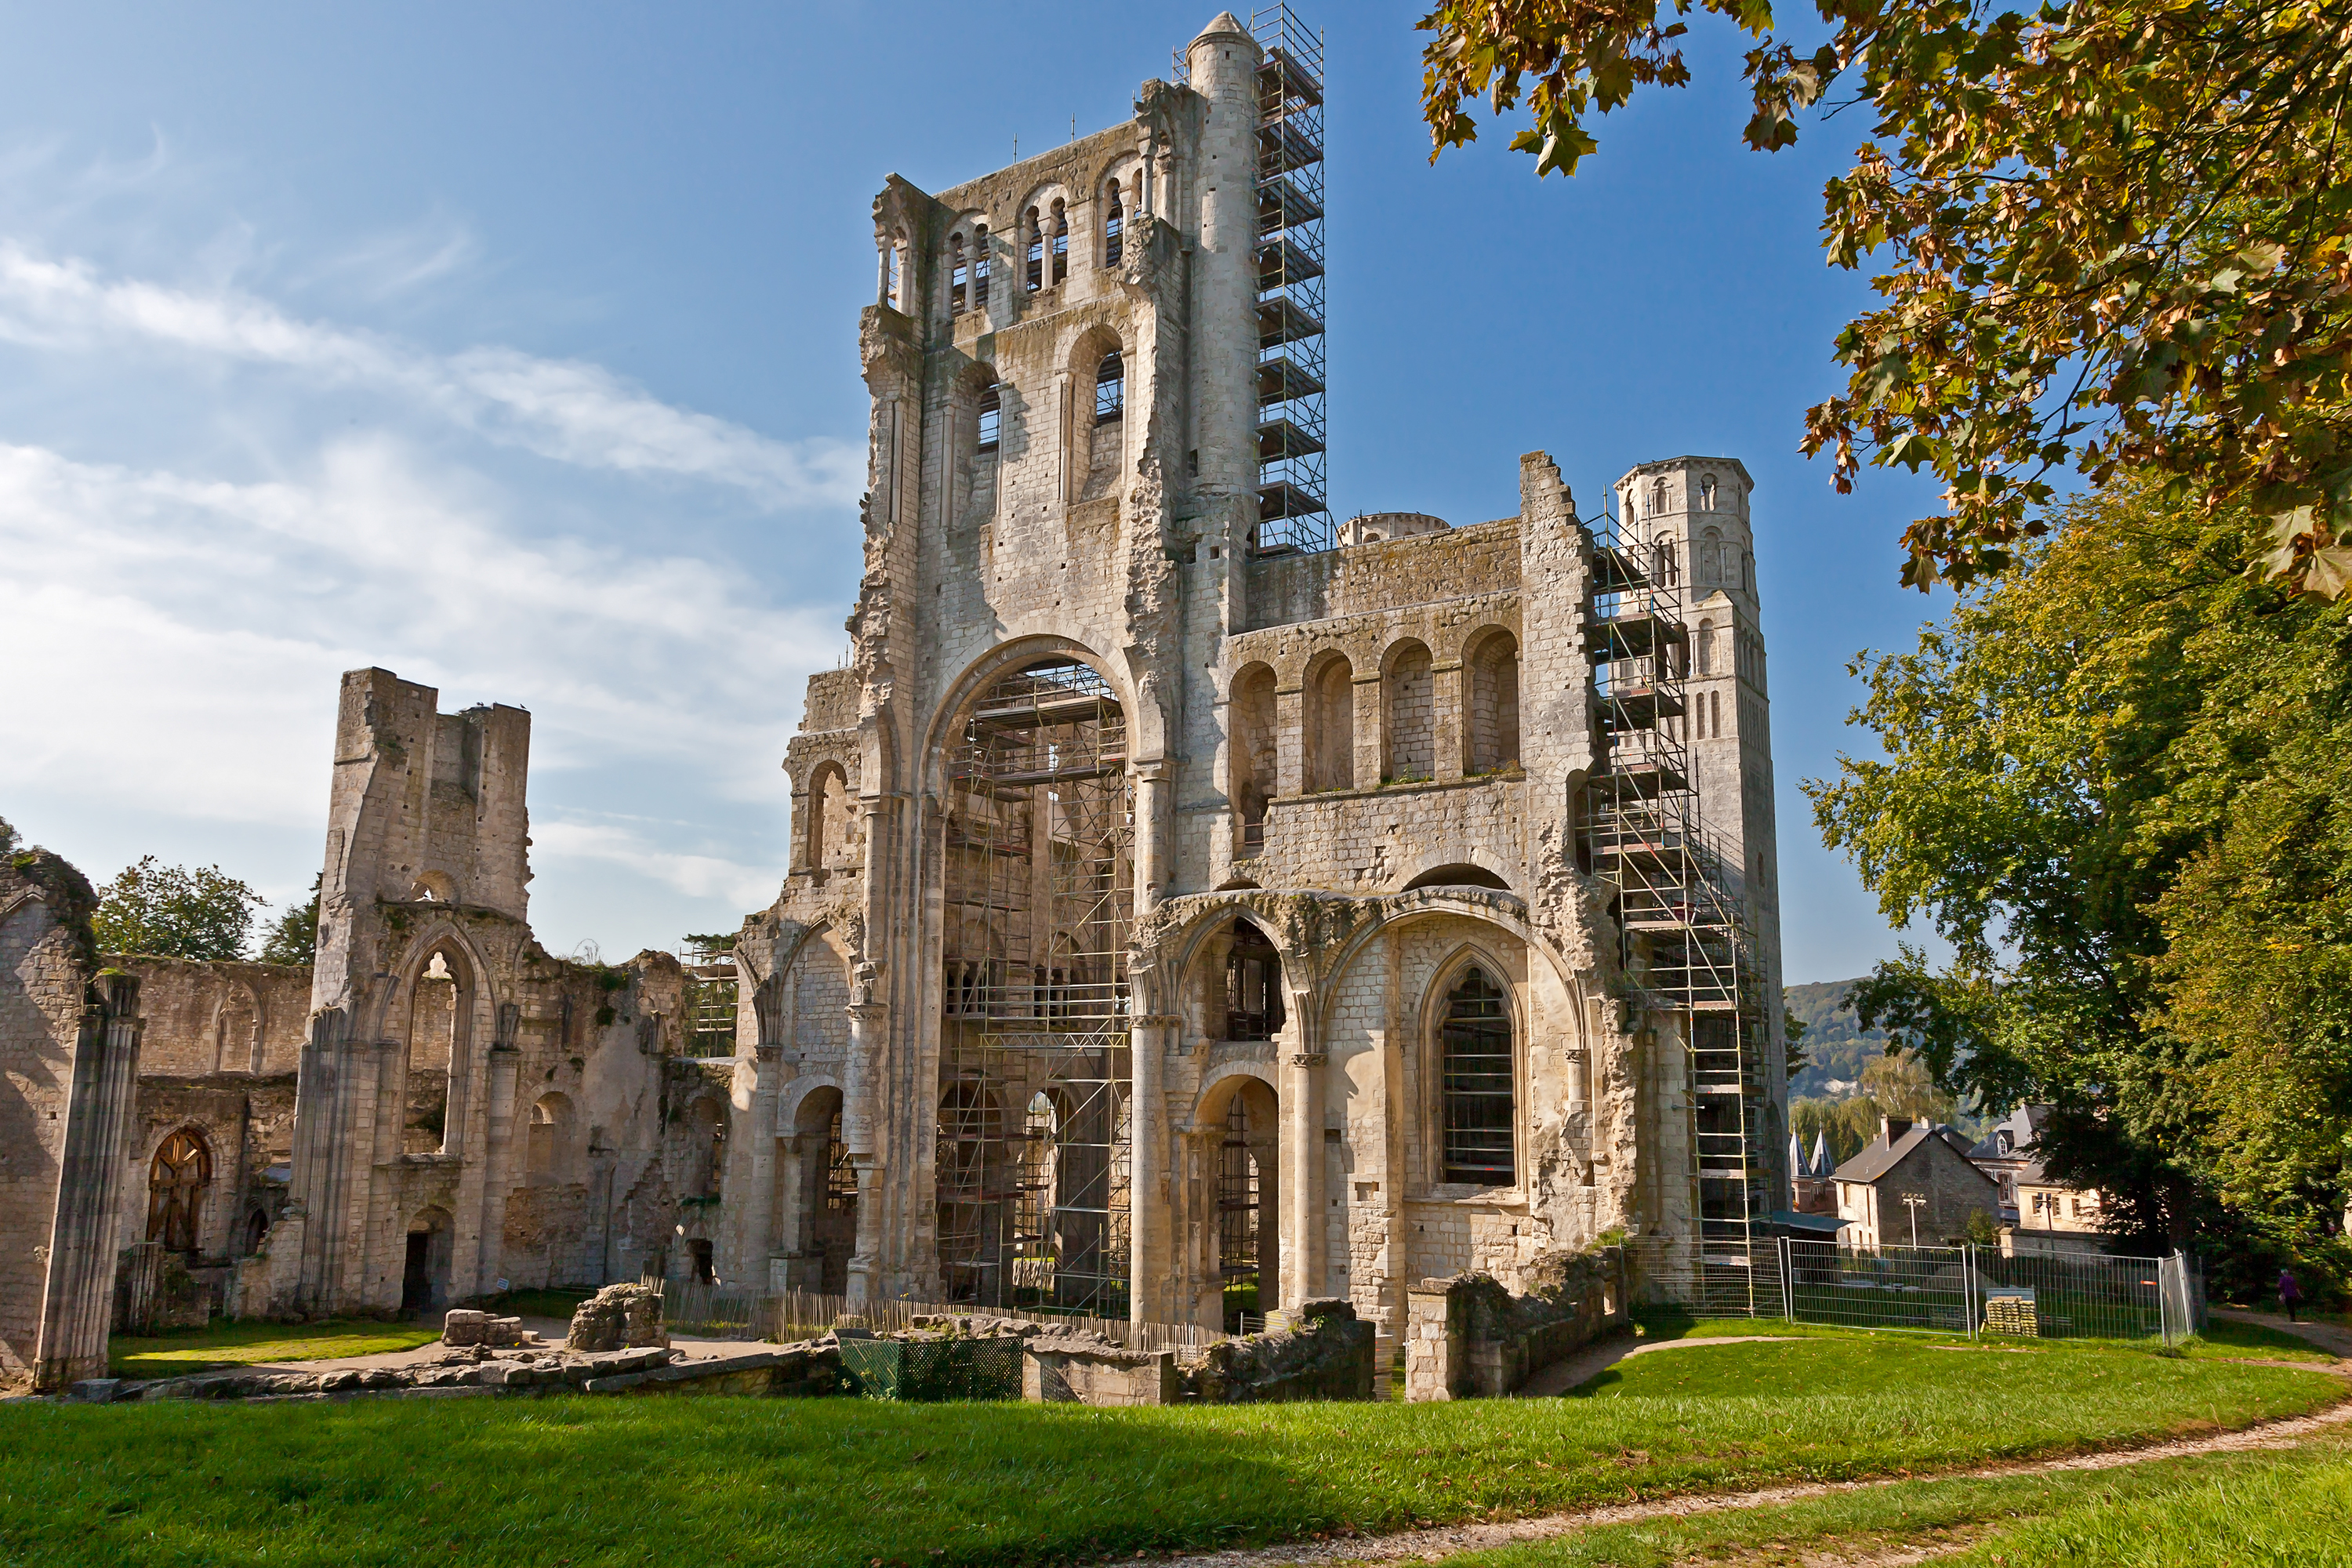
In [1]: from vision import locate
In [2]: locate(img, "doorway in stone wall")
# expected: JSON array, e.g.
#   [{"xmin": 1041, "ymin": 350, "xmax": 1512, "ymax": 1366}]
[{"xmin": 401, "ymin": 1207, "xmax": 453, "ymax": 1313}]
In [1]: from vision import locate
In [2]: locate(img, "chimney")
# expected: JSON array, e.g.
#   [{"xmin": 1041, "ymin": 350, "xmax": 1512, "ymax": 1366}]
[{"xmin": 1882, "ymin": 1116, "xmax": 1914, "ymax": 1143}]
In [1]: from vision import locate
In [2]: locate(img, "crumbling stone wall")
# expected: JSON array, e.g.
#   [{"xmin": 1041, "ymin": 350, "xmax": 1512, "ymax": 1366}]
[
  {"xmin": 1404, "ymin": 1246, "xmax": 1628, "ymax": 1400},
  {"xmin": 0, "ymin": 851, "xmax": 109, "ymax": 1387},
  {"xmin": 1181, "ymin": 1298, "xmax": 1375, "ymax": 1403}
]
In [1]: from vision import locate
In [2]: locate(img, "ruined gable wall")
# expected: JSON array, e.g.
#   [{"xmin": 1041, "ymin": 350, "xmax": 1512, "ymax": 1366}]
[
  {"xmin": 114, "ymin": 958, "xmax": 310, "ymax": 1077},
  {"xmin": 0, "ymin": 854, "xmax": 95, "ymax": 1382},
  {"xmin": 1242, "ymin": 521, "xmax": 1521, "ymax": 632}
]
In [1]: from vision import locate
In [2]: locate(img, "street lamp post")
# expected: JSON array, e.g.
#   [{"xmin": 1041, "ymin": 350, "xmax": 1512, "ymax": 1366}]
[{"xmin": 1902, "ymin": 1193, "xmax": 1927, "ymax": 1249}]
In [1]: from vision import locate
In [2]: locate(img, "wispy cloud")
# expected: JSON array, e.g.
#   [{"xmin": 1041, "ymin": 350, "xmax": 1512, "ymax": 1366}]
[
  {"xmin": 0, "ymin": 437, "xmax": 838, "ymax": 826},
  {"xmin": 0, "ymin": 242, "xmax": 862, "ymax": 506},
  {"xmin": 531, "ymin": 820, "xmax": 782, "ymax": 911}
]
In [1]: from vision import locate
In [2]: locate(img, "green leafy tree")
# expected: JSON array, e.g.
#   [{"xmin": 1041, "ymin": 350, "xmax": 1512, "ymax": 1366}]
[
  {"xmin": 257, "ymin": 874, "xmax": 321, "ymax": 966},
  {"xmin": 1417, "ymin": 0, "xmax": 2352, "ymax": 598},
  {"xmin": 93, "ymin": 857, "xmax": 266, "ymax": 962},
  {"xmin": 0, "ymin": 815, "xmax": 19, "ymax": 856},
  {"xmin": 1807, "ymin": 477, "xmax": 2351, "ymax": 1288}
]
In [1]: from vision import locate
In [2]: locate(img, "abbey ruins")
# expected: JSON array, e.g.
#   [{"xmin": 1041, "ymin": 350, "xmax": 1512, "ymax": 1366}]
[{"xmin": 1, "ymin": 12, "xmax": 1787, "ymax": 1391}]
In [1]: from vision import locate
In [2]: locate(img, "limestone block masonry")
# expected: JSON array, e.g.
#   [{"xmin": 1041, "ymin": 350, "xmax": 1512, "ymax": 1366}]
[{"xmin": 0, "ymin": 12, "xmax": 1789, "ymax": 1368}]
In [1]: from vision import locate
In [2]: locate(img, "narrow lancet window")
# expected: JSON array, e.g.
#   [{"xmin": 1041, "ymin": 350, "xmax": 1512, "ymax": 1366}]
[
  {"xmin": 1095, "ymin": 350, "xmax": 1124, "ymax": 423},
  {"xmin": 1103, "ymin": 180, "xmax": 1123, "ymax": 267},
  {"xmin": 976, "ymin": 382, "xmax": 1001, "ymax": 453},
  {"xmin": 1025, "ymin": 207, "xmax": 1044, "ymax": 292},
  {"xmin": 1440, "ymin": 967, "xmax": 1514, "ymax": 1185},
  {"xmin": 1051, "ymin": 201, "xmax": 1069, "ymax": 283}
]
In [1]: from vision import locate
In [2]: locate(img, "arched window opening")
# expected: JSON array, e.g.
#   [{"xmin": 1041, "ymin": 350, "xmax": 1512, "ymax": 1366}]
[
  {"xmin": 243, "ymin": 1207, "xmax": 270, "ymax": 1256},
  {"xmin": 1653, "ymin": 535, "xmax": 1679, "ymax": 586},
  {"xmin": 1025, "ymin": 206, "xmax": 1044, "ymax": 292},
  {"xmin": 826, "ymin": 1107, "xmax": 857, "ymax": 1212},
  {"xmin": 1401, "ymin": 864, "xmax": 1510, "ymax": 892},
  {"xmin": 1218, "ymin": 1091, "xmax": 1262, "ymax": 1330},
  {"xmin": 147, "ymin": 1128, "xmax": 212, "ymax": 1254},
  {"xmin": 971, "ymin": 224, "xmax": 990, "ymax": 310},
  {"xmin": 527, "ymin": 1091, "xmax": 572, "ymax": 1181},
  {"xmin": 1383, "ymin": 641, "xmax": 1434, "ymax": 782},
  {"xmin": 1225, "ymin": 920, "xmax": 1284, "ymax": 1041},
  {"xmin": 1700, "ymin": 527, "xmax": 1724, "ymax": 584},
  {"xmin": 1697, "ymin": 619, "xmax": 1715, "ymax": 677},
  {"xmin": 1468, "ymin": 633, "xmax": 1521, "ymax": 775},
  {"xmin": 1743, "ymin": 550, "xmax": 1755, "ymax": 593},
  {"xmin": 685, "ymin": 1096, "xmax": 726, "ymax": 1200},
  {"xmin": 976, "ymin": 382, "xmax": 1001, "ymax": 454},
  {"xmin": 949, "ymin": 234, "xmax": 967, "ymax": 315},
  {"xmin": 1051, "ymin": 200, "xmax": 1069, "ymax": 283},
  {"xmin": 1103, "ymin": 180, "xmax": 1124, "ymax": 267},
  {"xmin": 1440, "ymin": 967, "xmax": 1515, "ymax": 1185},
  {"xmin": 1094, "ymin": 350, "xmax": 1124, "ymax": 423},
  {"xmin": 1700, "ymin": 472, "xmax": 1719, "ymax": 510},
  {"xmin": 881, "ymin": 236, "xmax": 902, "ymax": 309},
  {"xmin": 1231, "ymin": 665, "xmax": 1276, "ymax": 852},
  {"xmin": 1305, "ymin": 655, "xmax": 1354, "ymax": 792},
  {"xmin": 405, "ymin": 948, "xmax": 463, "ymax": 1155},
  {"xmin": 1014, "ymin": 1092, "xmax": 1058, "ymax": 1289},
  {"xmin": 1648, "ymin": 477, "xmax": 1669, "ymax": 517}
]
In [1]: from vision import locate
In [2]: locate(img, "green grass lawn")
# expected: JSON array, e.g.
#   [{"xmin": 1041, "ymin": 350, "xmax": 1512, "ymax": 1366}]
[
  {"xmin": 1632, "ymin": 1307, "xmax": 2343, "ymax": 1363},
  {"xmin": 108, "ymin": 1319, "xmax": 443, "ymax": 1380},
  {"xmin": 2, "ymin": 1334, "xmax": 2336, "ymax": 1567},
  {"xmin": 1438, "ymin": 1437, "xmax": 2352, "ymax": 1566}
]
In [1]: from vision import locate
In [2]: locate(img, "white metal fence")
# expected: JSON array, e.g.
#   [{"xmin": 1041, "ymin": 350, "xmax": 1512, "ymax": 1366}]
[{"xmin": 651, "ymin": 1279, "xmax": 1227, "ymax": 1356}]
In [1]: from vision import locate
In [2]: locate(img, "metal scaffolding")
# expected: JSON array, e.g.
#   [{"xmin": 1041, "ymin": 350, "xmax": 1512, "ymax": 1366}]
[
  {"xmin": 1250, "ymin": 5, "xmax": 1330, "ymax": 555},
  {"xmin": 1578, "ymin": 500, "xmax": 1770, "ymax": 1312},
  {"xmin": 937, "ymin": 659, "xmax": 1135, "ymax": 1317},
  {"xmin": 679, "ymin": 940, "xmax": 739, "ymax": 1060}
]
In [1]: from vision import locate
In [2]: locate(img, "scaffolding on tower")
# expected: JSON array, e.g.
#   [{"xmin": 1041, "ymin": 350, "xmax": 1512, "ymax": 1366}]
[
  {"xmin": 1577, "ymin": 499, "xmax": 1769, "ymax": 1314},
  {"xmin": 1250, "ymin": 5, "xmax": 1330, "ymax": 555},
  {"xmin": 936, "ymin": 659, "xmax": 1135, "ymax": 1319}
]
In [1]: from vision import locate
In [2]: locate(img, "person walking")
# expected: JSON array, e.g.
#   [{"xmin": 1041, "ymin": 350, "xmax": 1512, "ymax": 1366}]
[{"xmin": 2279, "ymin": 1266, "xmax": 2303, "ymax": 1323}]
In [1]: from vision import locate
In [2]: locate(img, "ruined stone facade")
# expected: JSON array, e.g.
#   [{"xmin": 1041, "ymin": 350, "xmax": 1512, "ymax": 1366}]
[
  {"xmin": 0, "ymin": 14, "xmax": 1786, "ymax": 1374},
  {"xmin": 728, "ymin": 9, "xmax": 1790, "ymax": 1363}
]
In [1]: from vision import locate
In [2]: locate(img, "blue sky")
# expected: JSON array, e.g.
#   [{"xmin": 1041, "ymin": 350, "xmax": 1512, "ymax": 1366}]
[{"xmin": 0, "ymin": 2, "xmax": 1948, "ymax": 981}]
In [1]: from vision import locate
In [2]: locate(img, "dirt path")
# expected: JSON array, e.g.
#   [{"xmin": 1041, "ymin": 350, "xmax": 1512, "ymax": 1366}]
[
  {"xmin": 2212, "ymin": 1307, "xmax": 2352, "ymax": 1360},
  {"xmin": 1170, "ymin": 1387, "xmax": 2352, "ymax": 1568}
]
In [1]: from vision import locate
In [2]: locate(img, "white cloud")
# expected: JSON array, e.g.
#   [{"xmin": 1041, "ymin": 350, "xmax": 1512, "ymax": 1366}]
[
  {"xmin": 0, "ymin": 437, "xmax": 841, "ymax": 826},
  {"xmin": 531, "ymin": 820, "xmax": 782, "ymax": 912},
  {"xmin": 0, "ymin": 242, "xmax": 862, "ymax": 507}
]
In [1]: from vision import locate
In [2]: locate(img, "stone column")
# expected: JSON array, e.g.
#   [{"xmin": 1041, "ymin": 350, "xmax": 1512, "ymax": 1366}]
[
  {"xmin": 33, "ymin": 974, "xmax": 142, "ymax": 1391},
  {"xmin": 844, "ymin": 994, "xmax": 887, "ymax": 1304},
  {"xmin": 1133, "ymin": 760, "xmax": 1171, "ymax": 911},
  {"xmin": 738, "ymin": 1044, "xmax": 782, "ymax": 1285},
  {"xmin": 1127, "ymin": 1014, "xmax": 1178, "ymax": 1323},
  {"xmin": 473, "ymin": 1040, "xmax": 520, "ymax": 1295},
  {"xmin": 1279, "ymin": 1037, "xmax": 1326, "ymax": 1311}
]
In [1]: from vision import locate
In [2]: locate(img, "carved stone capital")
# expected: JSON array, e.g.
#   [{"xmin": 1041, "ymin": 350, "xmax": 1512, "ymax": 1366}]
[{"xmin": 1286, "ymin": 1051, "xmax": 1328, "ymax": 1070}]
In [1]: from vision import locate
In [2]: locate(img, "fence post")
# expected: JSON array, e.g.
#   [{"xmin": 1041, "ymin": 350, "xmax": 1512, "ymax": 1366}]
[
  {"xmin": 1963, "ymin": 1244, "xmax": 1977, "ymax": 1340},
  {"xmin": 1779, "ymin": 1235, "xmax": 1794, "ymax": 1323}
]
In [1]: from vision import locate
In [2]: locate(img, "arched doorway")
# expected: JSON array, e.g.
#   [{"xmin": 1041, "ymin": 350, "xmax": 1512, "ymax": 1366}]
[
  {"xmin": 147, "ymin": 1128, "xmax": 212, "ymax": 1254},
  {"xmin": 936, "ymin": 654, "xmax": 1134, "ymax": 1316},
  {"xmin": 401, "ymin": 1207, "xmax": 454, "ymax": 1312},
  {"xmin": 789, "ymin": 1086, "xmax": 858, "ymax": 1295},
  {"xmin": 1200, "ymin": 1076, "xmax": 1279, "ymax": 1330}
]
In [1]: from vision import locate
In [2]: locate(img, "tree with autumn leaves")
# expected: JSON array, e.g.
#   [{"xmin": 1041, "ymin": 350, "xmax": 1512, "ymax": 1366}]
[{"xmin": 1418, "ymin": 0, "xmax": 2352, "ymax": 597}]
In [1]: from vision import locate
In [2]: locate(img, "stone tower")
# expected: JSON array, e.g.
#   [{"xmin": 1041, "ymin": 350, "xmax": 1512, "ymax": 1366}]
[
  {"xmin": 1613, "ymin": 459, "xmax": 1788, "ymax": 1128},
  {"xmin": 731, "ymin": 11, "xmax": 1790, "ymax": 1350}
]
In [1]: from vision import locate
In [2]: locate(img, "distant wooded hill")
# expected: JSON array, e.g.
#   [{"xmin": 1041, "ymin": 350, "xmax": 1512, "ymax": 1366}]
[{"xmin": 1784, "ymin": 978, "xmax": 1889, "ymax": 1099}]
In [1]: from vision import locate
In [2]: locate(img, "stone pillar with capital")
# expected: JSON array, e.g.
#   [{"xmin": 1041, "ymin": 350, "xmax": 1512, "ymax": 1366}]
[
  {"xmin": 1127, "ymin": 1013, "xmax": 1179, "ymax": 1323},
  {"xmin": 843, "ymin": 987, "xmax": 887, "ymax": 1303},
  {"xmin": 1278, "ymin": 1001, "xmax": 1327, "ymax": 1311},
  {"xmin": 33, "ymin": 974, "xmax": 143, "ymax": 1390}
]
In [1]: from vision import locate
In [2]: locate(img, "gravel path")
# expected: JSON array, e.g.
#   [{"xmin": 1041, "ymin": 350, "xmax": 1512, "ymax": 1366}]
[{"xmin": 1168, "ymin": 1375, "xmax": 2352, "ymax": 1568}]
